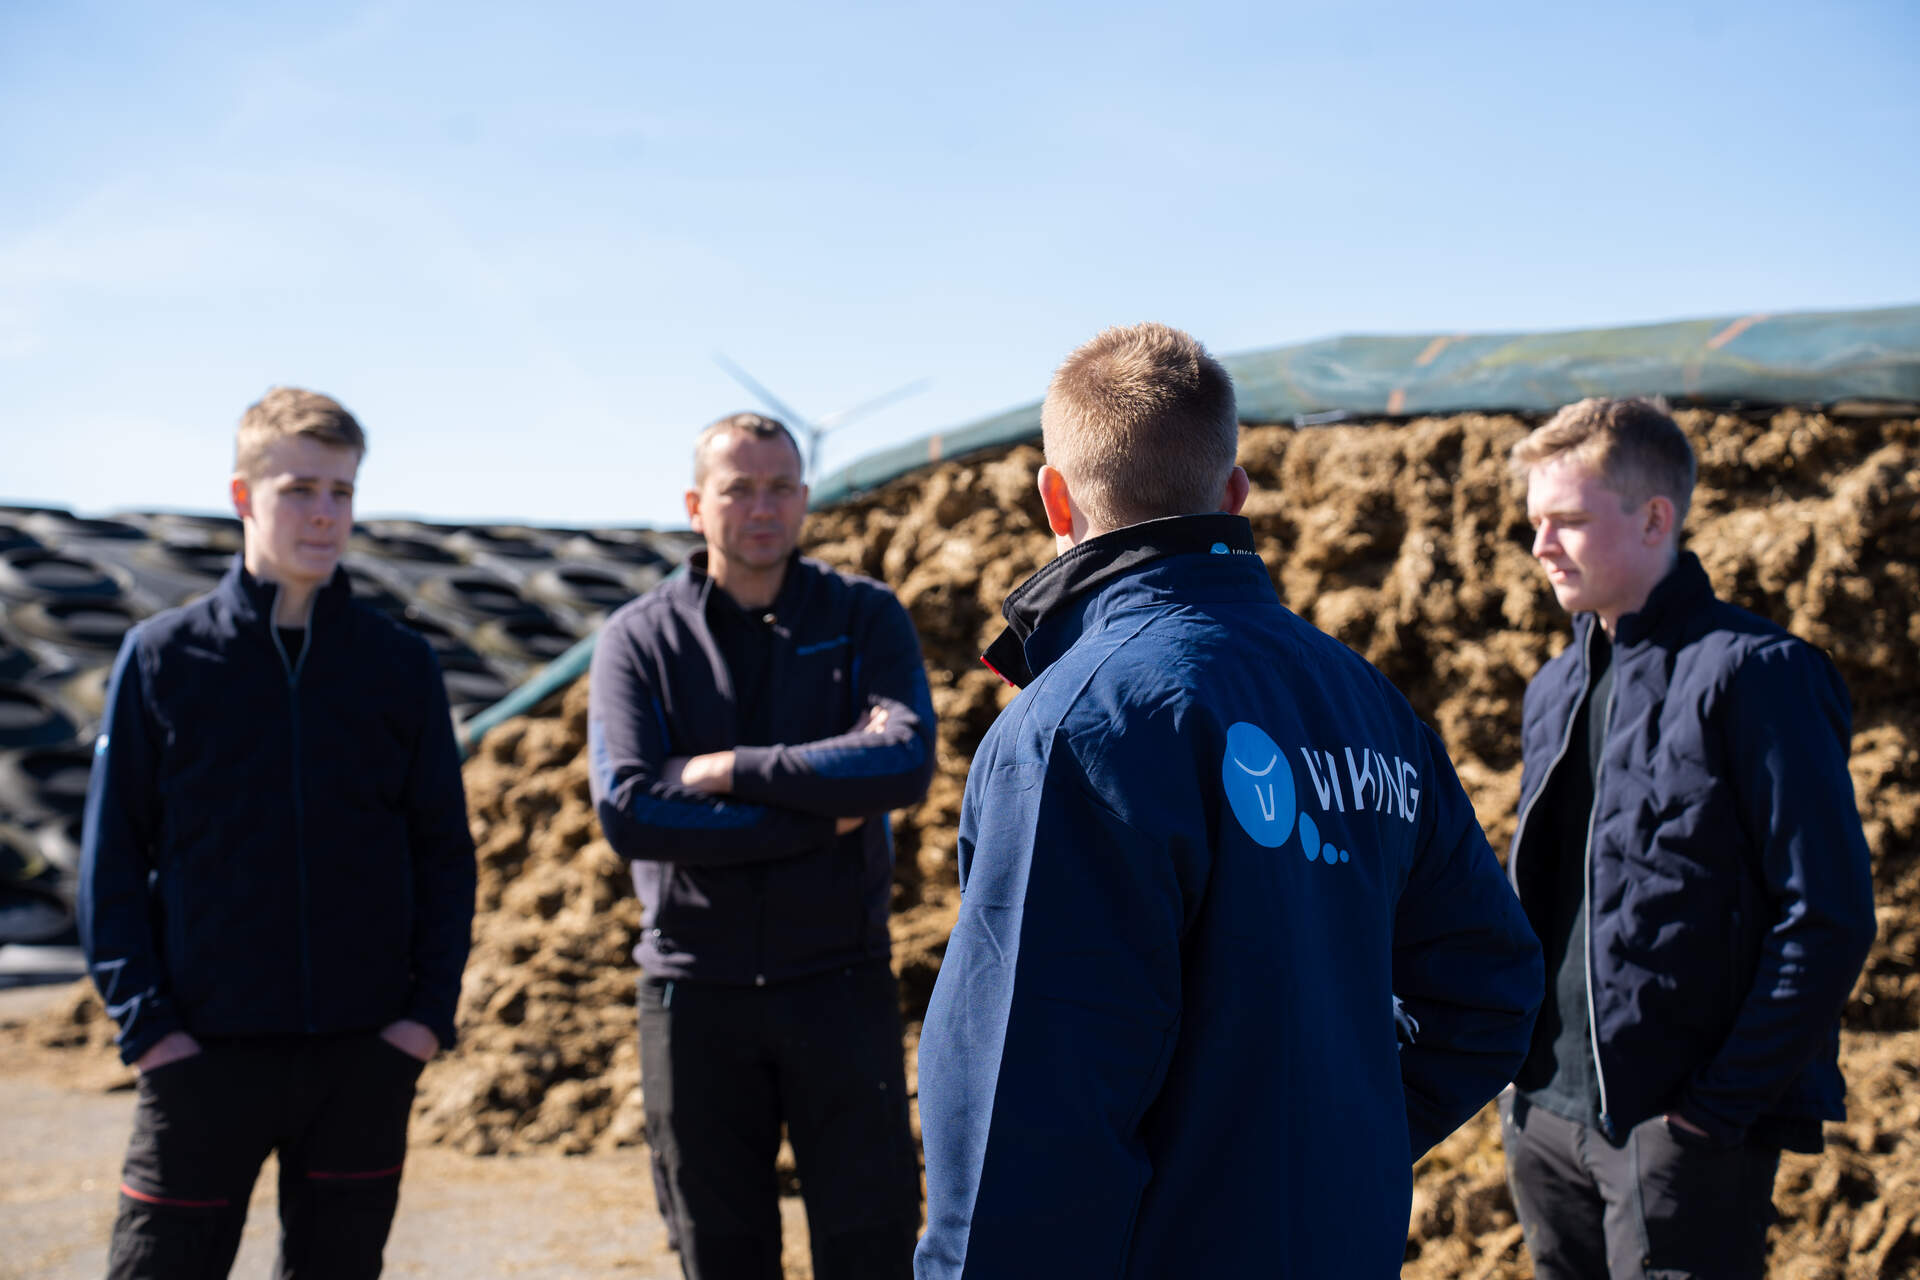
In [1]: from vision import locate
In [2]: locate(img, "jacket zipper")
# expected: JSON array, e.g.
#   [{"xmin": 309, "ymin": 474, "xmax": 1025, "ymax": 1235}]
[
  {"xmin": 1582, "ymin": 678, "xmax": 1618, "ymax": 1139},
  {"xmin": 267, "ymin": 588, "xmax": 317, "ymax": 1033}
]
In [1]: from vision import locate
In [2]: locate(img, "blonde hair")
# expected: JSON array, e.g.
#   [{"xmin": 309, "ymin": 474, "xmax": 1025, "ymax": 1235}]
[
  {"xmin": 235, "ymin": 387, "xmax": 366, "ymax": 477},
  {"xmin": 1510, "ymin": 396, "xmax": 1696, "ymax": 526},
  {"xmin": 1041, "ymin": 322, "xmax": 1238, "ymax": 530}
]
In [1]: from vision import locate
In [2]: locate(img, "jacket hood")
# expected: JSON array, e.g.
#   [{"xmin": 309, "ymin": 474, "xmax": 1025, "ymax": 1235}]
[{"xmin": 981, "ymin": 513, "xmax": 1260, "ymax": 688}]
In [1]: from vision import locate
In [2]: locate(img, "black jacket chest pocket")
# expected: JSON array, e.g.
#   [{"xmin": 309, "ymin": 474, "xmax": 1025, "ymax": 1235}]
[{"xmin": 783, "ymin": 637, "xmax": 857, "ymax": 730}]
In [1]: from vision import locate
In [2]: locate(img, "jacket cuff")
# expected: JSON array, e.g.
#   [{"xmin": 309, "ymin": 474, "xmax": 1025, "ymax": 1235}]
[
  {"xmin": 727, "ymin": 745, "xmax": 780, "ymax": 805},
  {"xmin": 116, "ymin": 1007, "xmax": 186, "ymax": 1067},
  {"xmin": 406, "ymin": 999, "xmax": 459, "ymax": 1053},
  {"xmin": 1671, "ymin": 1094, "xmax": 1746, "ymax": 1150}
]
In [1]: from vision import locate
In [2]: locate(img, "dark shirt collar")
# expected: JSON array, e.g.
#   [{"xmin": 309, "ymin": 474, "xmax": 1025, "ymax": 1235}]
[
  {"xmin": 685, "ymin": 548, "xmax": 804, "ymax": 625},
  {"xmin": 982, "ymin": 513, "xmax": 1260, "ymax": 688}
]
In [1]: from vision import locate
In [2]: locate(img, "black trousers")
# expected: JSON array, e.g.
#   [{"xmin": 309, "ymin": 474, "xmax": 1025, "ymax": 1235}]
[
  {"xmin": 106, "ymin": 1033, "xmax": 424, "ymax": 1280},
  {"xmin": 639, "ymin": 960, "xmax": 921, "ymax": 1280},
  {"xmin": 1499, "ymin": 1091, "xmax": 1781, "ymax": 1280}
]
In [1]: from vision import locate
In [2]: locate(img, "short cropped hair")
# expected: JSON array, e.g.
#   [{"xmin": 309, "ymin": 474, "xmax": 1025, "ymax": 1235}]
[
  {"xmin": 235, "ymin": 387, "xmax": 367, "ymax": 477},
  {"xmin": 1510, "ymin": 396, "xmax": 1697, "ymax": 527},
  {"xmin": 1041, "ymin": 323, "xmax": 1239, "ymax": 530},
  {"xmin": 693, "ymin": 412, "xmax": 804, "ymax": 486}
]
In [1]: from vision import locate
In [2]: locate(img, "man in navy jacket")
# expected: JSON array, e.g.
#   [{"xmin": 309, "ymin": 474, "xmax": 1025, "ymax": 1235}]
[
  {"xmin": 589, "ymin": 413, "xmax": 936, "ymax": 1280},
  {"xmin": 80, "ymin": 388, "xmax": 476, "ymax": 1278},
  {"xmin": 914, "ymin": 324, "xmax": 1543, "ymax": 1279},
  {"xmin": 1503, "ymin": 397, "xmax": 1876, "ymax": 1280}
]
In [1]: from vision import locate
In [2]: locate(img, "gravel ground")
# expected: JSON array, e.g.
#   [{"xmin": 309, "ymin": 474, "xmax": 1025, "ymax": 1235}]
[{"xmin": 0, "ymin": 986, "xmax": 683, "ymax": 1280}]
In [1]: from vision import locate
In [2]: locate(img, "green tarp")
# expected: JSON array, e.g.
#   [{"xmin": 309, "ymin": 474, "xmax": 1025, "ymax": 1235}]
[
  {"xmin": 460, "ymin": 303, "xmax": 1919, "ymax": 756},
  {"xmin": 809, "ymin": 304, "xmax": 1920, "ymax": 508}
]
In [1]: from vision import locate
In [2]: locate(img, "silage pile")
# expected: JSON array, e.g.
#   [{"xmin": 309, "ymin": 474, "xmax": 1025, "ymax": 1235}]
[{"xmin": 17, "ymin": 406, "xmax": 1918, "ymax": 1276}]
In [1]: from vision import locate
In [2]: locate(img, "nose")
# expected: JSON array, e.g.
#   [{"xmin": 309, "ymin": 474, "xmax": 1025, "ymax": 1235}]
[{"xmin": 1531, "ymin": 520, "xmax": 1557, "ymax": 560}]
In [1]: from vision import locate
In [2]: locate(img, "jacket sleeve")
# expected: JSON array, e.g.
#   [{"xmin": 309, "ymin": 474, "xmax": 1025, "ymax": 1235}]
[
  {"xmin": 399, "ymin": 648, "xmax": 478, "ymax": 1051},
  {"xmin": 77, "ymin": 632, "xmax": 184, "ymax": 1065},
  {"xmin": 588, "ymin": 620, "xmax": 837, "ymax": 865},
  {"xmin": 1678, "ymin": 640, "xmax": 1877, "ymax": 1144},
  {"xmin": 1394, "ymin": 722, "xmax": 1544, "ymax": 1160},
  {"xmin": 916, "ymin": 740, "xmax": 1189, "ymax": 1279},
  {"xmin": 730, "ymin": 593, "xmax": 937, "ymax": 817}
]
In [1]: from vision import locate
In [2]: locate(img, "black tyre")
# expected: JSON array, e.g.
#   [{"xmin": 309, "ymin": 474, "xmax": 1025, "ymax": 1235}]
[
  {"xmin": 0, "ymin": 548, "xmax": 127, "ymax": 603},
  {"xmin": 6, "ymin": 598, "xmax": 142, "ymax": 658},
  {"xmin": 0, "ymin": 746, "xmax": 93, "ymax": 823},
  {"xmin": 524, "ymin": 563, "xmax": 641, "ymax": 617},
  {"xmin": 469, "ymin": 615, "xmax": 584, "ymax": 668},
  {"xmin": 0, "ymin": 822, "xmax": 72, "ymax": 944},
  {"xmin": 0, "ymin": 683, "xmax": 79, "ymax": 750},
  {"xmin": 417, "ymin": 571, "xmax": 549, "ymax": 626}
]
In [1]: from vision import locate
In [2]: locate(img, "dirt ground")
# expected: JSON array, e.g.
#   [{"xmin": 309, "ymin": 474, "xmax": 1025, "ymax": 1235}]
[
  {"xmin": 0, "ymin": 984, "xmax": 685, "ymax": 1280},
  {"xmin": 8, "ymin": 405, "xmax": 1917, "ymax": 1277}
]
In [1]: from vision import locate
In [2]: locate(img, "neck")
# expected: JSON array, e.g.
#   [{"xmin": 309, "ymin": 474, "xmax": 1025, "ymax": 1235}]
[
  {"xmin": 707, "ymin": 552, "xmax": 785, "ymax": 611},
  {"xmin": 244, "ymin": 552, "xmax": 320, "ymax": 627}
]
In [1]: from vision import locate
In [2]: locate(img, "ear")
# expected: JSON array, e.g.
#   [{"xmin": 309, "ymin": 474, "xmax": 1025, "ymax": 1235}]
[
  {"xmin": 684, "ymin": 488, "xmax": 704, "ymax": 534},
  {"xmin": 1220, "ymin": 466, "xmax": 1250, "ymax": 516},
  {"xmin": 1643, "ymin": 495, "xmax": 1676, "ymax": 544},
  {"xmin": 1036, "ymin": 465, "xmax": 1074, "ymax": 537},
  {"xmin": 230, "ymin": 474, "xmax": 252, "ymax": 520}
]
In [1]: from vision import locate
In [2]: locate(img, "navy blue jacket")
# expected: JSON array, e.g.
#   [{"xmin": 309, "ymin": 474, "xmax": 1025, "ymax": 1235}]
[
  {"xmin": 79, "ymin": 560, "xmax": 477, "ymax": 1064},
  {"xmin": 916, "ymin": 515, "xmax": 1542, "ymax": 1279},
  {"xmin": 587, "ymin": 551, "xmax": 937, "ymax": 984},
  {"xmin": 1509, "ymin": 552, "xmax": 1876, "ymax": 1149}
]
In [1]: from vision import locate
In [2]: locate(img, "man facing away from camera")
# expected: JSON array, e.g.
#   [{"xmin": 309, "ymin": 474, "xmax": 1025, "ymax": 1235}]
[
  {"xmin": 913, "ymin": 322, "xmax": 1544, "ymax": 1279},
  {"xmin": 1501, "ymin": 397, "xmax": 1877, "ymax": 1280},
  {"xmin": 588, "ymin": 412, "xmax": 935, "ymax": 1280},
  {"xmin": 80, "ymin": 388, "xmax": 477, "ymax": 1278}
]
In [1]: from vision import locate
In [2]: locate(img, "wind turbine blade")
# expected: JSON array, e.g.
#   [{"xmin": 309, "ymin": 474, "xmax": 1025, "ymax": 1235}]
[
  {"xmin": 816, "ymin": 377, "xmax": 932, "ymax": 431},
  {"xmin": 712, "ymin": 352, "xmax": 809, "ymax": 429}
]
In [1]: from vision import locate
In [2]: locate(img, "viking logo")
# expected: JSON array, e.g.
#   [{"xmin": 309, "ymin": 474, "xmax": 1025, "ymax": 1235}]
[{"xmin": 1223, "ymin": 722, "xmax": 1296, "ymax": 849}]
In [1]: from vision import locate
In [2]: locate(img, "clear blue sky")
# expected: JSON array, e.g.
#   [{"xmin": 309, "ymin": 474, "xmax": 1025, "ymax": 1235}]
[{"xmin": 4, "ymin": 0, "xmax": 1916, "ymax": 528}]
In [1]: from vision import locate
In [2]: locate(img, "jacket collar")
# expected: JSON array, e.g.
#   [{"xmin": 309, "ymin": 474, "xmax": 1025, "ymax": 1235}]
[
  {"xmin": 982, "ymin": 513, "xmax": 1261, "ymax": 688},
  {"xmin": 680, "ymin": 548, "xmax": 808, "ymax": 625},
  {"xmin": 1585, "ymin": 550, "xmax": 1713, "ymax": 651},
  {"xmin": 217, "ymin": 553, "xmax": 354, "ymax": 630}
]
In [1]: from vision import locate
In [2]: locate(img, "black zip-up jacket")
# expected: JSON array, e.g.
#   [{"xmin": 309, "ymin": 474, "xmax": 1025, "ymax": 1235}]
[
  {"xmin": 587, "ymin": 551, "xmax": 937, "ymax": 984},
  {"xmin": 79, "ymin": 560, "xmax": 477, "ymax": 1064},
  {"xmin": 1508, "ymin": 552, "xmax": 1876, "ymax": 1149}
]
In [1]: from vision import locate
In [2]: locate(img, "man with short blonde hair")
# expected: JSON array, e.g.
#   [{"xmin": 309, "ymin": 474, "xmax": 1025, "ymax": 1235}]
[
  {"xmin": 82, "ymin": 387, "xmax": 474, "ymax": 1279},
  {"xmin": 1039, "ymin": 322, "xmax": 1240, "ymax": 532},
  {"xmin": 233, "ymin": 386, "xmax": 369, "ymax": 476},
  {"xmin": 1508, "ymin": 396, "xmax": 1697, "ymax": 527},
  {"xmin": 915, "ymin": 323, "xmax": 1541, "ymax": 1278},
  {"xmin": 1502, "ymin": 396, "xmax": 1874, "ymax": 1280}
]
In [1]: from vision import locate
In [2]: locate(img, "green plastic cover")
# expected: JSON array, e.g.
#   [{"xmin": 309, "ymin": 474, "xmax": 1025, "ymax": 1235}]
[
  {"xmin": 809, "ymin": 304, "xmax": 1920, "ymax": 508},
  {"xmin": 460, "ymin": 303, "xmax": 1918, "ymax": 755}
]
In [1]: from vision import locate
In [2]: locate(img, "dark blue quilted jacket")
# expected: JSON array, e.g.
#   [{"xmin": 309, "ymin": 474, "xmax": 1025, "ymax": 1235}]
[{"xmin": 1508, "ymin": 552, "xmax": 1876, "ymax": 1148}]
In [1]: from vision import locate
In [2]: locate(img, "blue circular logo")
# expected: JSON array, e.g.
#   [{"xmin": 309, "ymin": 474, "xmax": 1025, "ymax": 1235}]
[{"xmin": 1223, "ymin": 722, "xmax": 1295, "ymax": 849}]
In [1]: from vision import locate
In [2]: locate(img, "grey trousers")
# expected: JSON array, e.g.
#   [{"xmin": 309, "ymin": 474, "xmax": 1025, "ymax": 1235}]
[{"xmin": 1498, "ymin": 1090, "xmax": 1780, "ymax": 1280}]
